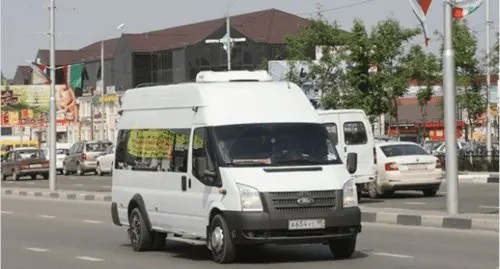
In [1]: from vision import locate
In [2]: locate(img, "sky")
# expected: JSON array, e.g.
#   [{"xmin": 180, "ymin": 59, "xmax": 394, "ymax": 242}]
[{"xmin": 1, "ymin": 0, "xmax": 499, "ymax": 78}]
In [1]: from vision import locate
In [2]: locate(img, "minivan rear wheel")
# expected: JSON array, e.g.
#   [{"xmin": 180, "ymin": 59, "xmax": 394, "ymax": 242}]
[
  {"xmin": 76, "ymin": 164, "xmax": 84, "ymax": 176},
  {"xmin": 329, "ymin": 236, "xmax": 357, "ymax": 259},
  {"xmin": 209, "ymin": 214, "xmax": 236, "ymax": 263},
  {"xmin": 423, "ymin": 188, "xmax": 438, "ymax": 197}
]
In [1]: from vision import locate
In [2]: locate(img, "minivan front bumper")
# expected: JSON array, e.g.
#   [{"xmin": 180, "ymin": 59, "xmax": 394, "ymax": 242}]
[{"xmin": 221, "ymin": 206, "xmax": 361, "ymax": 245}]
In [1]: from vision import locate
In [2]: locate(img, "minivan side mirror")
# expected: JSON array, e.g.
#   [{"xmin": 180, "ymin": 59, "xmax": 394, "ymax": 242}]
[
  {"xmin": 194, "ymin": 157, "xmax": 216, "ymax": 183},
  {"xmin": 346, "ymin": 152, "xmax": 358, "ymax": 174}
]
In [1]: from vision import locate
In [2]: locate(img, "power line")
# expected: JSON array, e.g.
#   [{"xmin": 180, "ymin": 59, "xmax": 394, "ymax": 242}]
[{"xmin": 297, "ymin": 0, "xmax": 377, "ymax": 15}]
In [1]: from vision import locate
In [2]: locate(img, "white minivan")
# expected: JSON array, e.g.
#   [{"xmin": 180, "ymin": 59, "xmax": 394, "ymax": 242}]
[
  {"xmin": 111, "ymin": 70, "xmax": 361, "ymax": 263},
  {"xmin": 317, "ymin": 110, "xmax": 377, "ymax": 199}
]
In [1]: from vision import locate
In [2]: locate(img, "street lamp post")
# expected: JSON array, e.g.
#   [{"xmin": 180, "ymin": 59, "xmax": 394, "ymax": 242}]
[
  {"xmin": 443, "ymin": 0, "xmax": 458, "ymax": 215},
  {"xmin": 48, "ymin": 0, "xmax": 57, "ymax": 192}
]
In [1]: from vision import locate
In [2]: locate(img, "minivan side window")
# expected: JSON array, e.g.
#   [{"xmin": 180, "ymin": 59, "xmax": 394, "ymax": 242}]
[
  {"xmin": 324, "ymin": 123, "xmax": 338, "ymax": 145},
  {"xmin": 192, "ymin": 128, "xmax": 215, "ymax": 180},
  {"xmin": 343, "ymin": 122, "xmax": 367, "ymax": 145},
  {"xmin": 115, "ymin": 128, "xmax": 190, "ymax": 172}
]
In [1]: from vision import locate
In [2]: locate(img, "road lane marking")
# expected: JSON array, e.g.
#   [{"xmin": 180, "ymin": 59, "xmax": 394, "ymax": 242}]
[
  {"xmin": 438, "ymin": 192, "xmax": 446, "ymax": 195},
  {"xmin": 39, "ymin": 215, "xmax": 56, "ymax": 219},
  {"xmin": 25, "ymin": 182, "xmax": 35, "ymax": 185},
  {"xmin": 478, "ymin": 206, "xmax": 499, "ymax": 209},
  {"xmin": 70, "ymin": 177, "xmax": 77, "ymax": 180},
  {"xmin": 76, "ymin": 256, "xmax": 103, "ymax": 262},
  {"xmin": 101, "ymin": 185, "xmax": 111, "ymax": 188},
  {"xmin": 72, "ymin": 184, "xmax": 83, "ymax": 187},
  {"xmin": 1, "ymin": 210, "xmax": 14, "ymax": 214},
  {"xmin": 4, "ymin": 181, "xmax": 14, "ymax": 184},
  {"xmin": 404, "ymin": 202, "xmax": 427, "ymax": 205},
  {"xmin": 25, "ymin": 247, "xmax": 49, "ymax": 252},
  {"xmin": 82, "ymin": 220, "xmax": 103, "ymax": 224},
  {"xmin": 373, "ymin": 252, "xmax": 414, "ymax": 259}
]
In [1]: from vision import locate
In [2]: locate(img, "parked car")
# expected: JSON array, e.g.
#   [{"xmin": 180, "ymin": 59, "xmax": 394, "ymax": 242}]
[
  {"xmin": 433, "ymin": 141, "xmax": 470, "ymax": 156},
  {"xmin": 96, "ymin": 145, "xmax": 115, "ymax": 176},
  {"xmin": 368, "ymin": 142, "xmax": 443, "ymax": 198},
  {"xmin": 41, "ymin": 143, "xmax": 71, "ymax": 174},
  {"xmin": 1, "ymin": 148, "xmax": 49, "ymax": 181},
  {"xmin": 63, "ymin": 141, "xmax": 112, "ymax": 176}
]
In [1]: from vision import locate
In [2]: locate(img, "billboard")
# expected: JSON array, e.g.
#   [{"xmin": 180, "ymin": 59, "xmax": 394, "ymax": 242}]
[{"xmin": 1, "ymin": 84, "xmax": 77, "ymax": 127}]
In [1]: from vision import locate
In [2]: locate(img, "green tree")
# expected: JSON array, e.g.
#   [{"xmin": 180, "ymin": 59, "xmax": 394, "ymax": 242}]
[
  {"xmin": 404, "ymin": 45, "xmax": 440, "ymax": 139},
  {"xmin": 440, "ymin": 20, "xmax": 485, "ymax": 140}
]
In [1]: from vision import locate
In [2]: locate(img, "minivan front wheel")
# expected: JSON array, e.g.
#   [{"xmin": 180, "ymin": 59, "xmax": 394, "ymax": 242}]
[
  {"xmin": 76, "ymin": 164, "xmax": 84, "ymax": 176},
  {"xmin": 329, "ymin": 236, "xmax": 357, "ymax": 259},
  {"xmin": 128, "ymin": 208, "xmax": 152, "ymax": 251},
  {"xmin": 209, "ymin": 214, "xmax": 236, "ymax": 263}
]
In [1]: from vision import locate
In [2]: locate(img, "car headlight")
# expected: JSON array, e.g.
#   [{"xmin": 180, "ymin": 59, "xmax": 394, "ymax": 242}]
[
  {"xmin": 343, "ymin": 179, "xmax": 358, "ymax": 207},
  {"xmin": 237, "ymin": 183, "xmax": 263, "ymax": 211}
]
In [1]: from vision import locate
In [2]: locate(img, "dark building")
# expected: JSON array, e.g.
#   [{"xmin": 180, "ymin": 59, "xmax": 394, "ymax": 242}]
[
  {"xmin": 21, "ymin": 8, "xmax": 310, "ymax": 93},
  {"xmin": 12, "ymin": 66, "xmax": 32, "ymax": 85}
]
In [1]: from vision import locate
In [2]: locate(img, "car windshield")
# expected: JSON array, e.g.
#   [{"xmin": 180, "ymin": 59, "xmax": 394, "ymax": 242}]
[
  {"xmin": 380, "ymin": 144, "xmax": 430, "ymax": 157},
  {"xmin": 86, "ymin": 143, "xmax": 111, "ymax": 152},
  {"xmin": 17, "ymin": 150, "xmax": 45, "ymax": 160},
  {"xmin": 212, "ymin": 123, "xmax": 341, "ymax": 167}
]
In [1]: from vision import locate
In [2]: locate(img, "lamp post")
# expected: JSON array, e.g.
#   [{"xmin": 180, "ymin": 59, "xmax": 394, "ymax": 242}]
[
  {"xmin": 48, "ymin": 0, "xmax": 57, "ymax": 192},
  {"xmin": 100, "ymin": 23, "xmax": 125, "ymax": 141},
  {"xmin": 443, "ymin": 0, "xmax": 458, "ymax": 215}
]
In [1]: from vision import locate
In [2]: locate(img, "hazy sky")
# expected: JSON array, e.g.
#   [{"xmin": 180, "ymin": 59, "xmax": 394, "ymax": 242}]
[{"xmin": 1, "ymin": 0, "xmax": 499, "ymax": 78}]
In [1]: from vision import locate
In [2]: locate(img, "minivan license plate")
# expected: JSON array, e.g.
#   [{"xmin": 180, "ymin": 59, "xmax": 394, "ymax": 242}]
[
  {"xmin": 30, "ymin": 164, "xmax": 42, "ymax": 168},
  {"xmin": 288, "ymin": 219, "xmax": 325, "ymax": 230}
]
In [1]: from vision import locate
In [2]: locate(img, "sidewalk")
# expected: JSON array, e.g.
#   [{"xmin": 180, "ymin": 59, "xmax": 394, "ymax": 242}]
[
  {"xmin": 2, "ymin": 187, "xmax": 497, "ymax": 233},
  {"xmin": 359, "ymin": 206, "xmax": 498, "ymax": 232}
]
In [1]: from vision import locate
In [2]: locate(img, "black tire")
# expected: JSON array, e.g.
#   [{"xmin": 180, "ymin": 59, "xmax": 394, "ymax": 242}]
[
  {"xmin": 96, "ymin": 163, "xmax": 102, "ymax": 176},
  {"xmin": 1, "ymin": 173, "xmax": 6, "ymax": 181},
  {"xmin": 367, "ymin": 182, "xmax": 380, "ymax": 199},
  {"xmin": 329, "ymin": 236, "xmax": 357, "ymax": 259},
  {"xmin": 423, "ymin": 188, "xmax": 438, "ymax": 197},
  {"xmin": 57, "ymin": 169, "xmax": 62, "ymax": 175},
  {"xmin": 12, "ymin": 170, "xmax": 19, "ymax": 181},
  {"xmin": 357, "ymin": 190, "xmax": 362, "ymax": 202},
  {"xmin": 382, "ymin": 190, "xmax": 394, "ymax": 198},
  {"xmin": 62, "ymin": 165, "xmax": 70, "ymax": 175},
  {"xmin": 151, "ymin": 232, "xmax": 166, "ymax": 251},
  {"xmin": 31, "ymin": 175, "xmax": 37, "ymax": 180},
  {"xmin": 76, "ymin": 164, "xmax": 84, "ymax": 176},
  {"xmin": 209, "ymin": 214, "xmax": 236, "ymax": 264},
  {"xmin": 128, "ymin": 208, "xmax": 153, "ymax": 252},
  {"xmin": 42, "ymin": 173, "xmax": 49, "ymax": 180}
]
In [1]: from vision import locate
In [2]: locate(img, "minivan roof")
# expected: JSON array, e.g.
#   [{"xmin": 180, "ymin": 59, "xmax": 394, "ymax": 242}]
[
  {"xmin": 317, "ymin": 109, "xmax": 367, "ymax": 115},
  {"xmin": 120, "ymin": 81, "xmax": 320, "ymax": 126}
]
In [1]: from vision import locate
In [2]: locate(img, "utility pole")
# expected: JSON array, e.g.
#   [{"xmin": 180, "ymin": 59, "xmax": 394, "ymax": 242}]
[
  {"xmin": 498, "ymin": 0, "xmax": 500, "ymax": 172},
  {"xmin": 100, "ymin": 41, "xmax": 105, "ymax": 141},
  {"xmin": 486, "ymin": 0, "xmax": 492, "ymax": 160},
  {"xmin": 443, "ymin": 0, "xmax": 458, "ymax": 215},
  {"xmin": 48, "ymin": 0, "xmax": 57, "ymax": 192}
]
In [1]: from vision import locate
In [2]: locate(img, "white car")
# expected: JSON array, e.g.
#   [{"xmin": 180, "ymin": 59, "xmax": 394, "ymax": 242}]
[
  {"xmin": 368, "ymin": 142, "xmax": 443, "ymax": 198},
  {"xmin": 42, "ymin": 143, "xmax": 71, "ymax": 174},
  {"xmin": 96, "ymin": 145, "xmax": 115, "ymax": 176}
]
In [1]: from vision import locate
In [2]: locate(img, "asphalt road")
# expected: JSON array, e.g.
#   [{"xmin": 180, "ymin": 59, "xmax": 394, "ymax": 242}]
[
  {"xmin": 1, "ymin": 196, "xmax": 498, "ymax": 269},
  {"xmin": 1, "ymin": 175, "xmax": 498, "ymax": 214}
]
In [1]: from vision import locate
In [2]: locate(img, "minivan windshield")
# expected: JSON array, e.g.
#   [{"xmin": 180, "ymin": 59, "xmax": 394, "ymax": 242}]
[
  {"xmin": 212, "ymin": 123, "xmax": 341, "ymax": 167},
  {"xmin": 86, "ymin": 142, "xmax": 112, "ymax": 152}
]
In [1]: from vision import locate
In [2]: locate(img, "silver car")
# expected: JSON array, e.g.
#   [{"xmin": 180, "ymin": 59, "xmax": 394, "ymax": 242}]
[{"xmin": 63, "ymin": 141, "xmax": 112, "ymax": 176}]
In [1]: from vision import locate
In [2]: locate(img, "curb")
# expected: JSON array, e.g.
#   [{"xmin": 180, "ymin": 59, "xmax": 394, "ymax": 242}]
[
  {"xmin": 360, "ymin": 209, "xmax": 499, "ymax": 232},
  {"xmin": 1, "ymin": 188, "xmax": 111, "ymax": 202},
  {"xmin": 457, "ymin": 175, "xmax": 499, "ymax": 184}
]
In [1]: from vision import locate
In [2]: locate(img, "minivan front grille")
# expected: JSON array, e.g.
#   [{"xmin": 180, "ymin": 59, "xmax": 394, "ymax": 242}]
[{"xmin": 268, "ymin": 190, "xmax": 336, "ymax": 213}]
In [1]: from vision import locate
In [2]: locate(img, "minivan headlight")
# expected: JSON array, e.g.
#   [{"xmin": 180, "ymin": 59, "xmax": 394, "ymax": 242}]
[
  {"xmin": 343, "ymin": 179, "xmax": 358, "ymax": 207},
  {"xmin": 237, "ymin": 183, "xmax": 263, "ymax": 211}
]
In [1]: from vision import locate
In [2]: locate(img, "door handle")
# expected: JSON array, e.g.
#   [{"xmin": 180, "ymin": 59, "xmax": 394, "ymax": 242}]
[
  {"xmin": 181, "ymin": 176, "xmax": 187, "ymax": 191},
  {"xmin": 344, "ymin": 147, "xmax": 347, "ymax": 152},
  {"xmin": 188, "ymin": 178, "xmax": 192, "ymax": 189}
]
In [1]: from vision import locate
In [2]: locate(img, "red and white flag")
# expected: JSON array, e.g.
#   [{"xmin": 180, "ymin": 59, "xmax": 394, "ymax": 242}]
[
  {"xmin": 453, "ymin": 0, "xmax": 483, "ymax": 19},
  {"xmin": 28, "ymin": 61, "xmax": 50, "ymax": 85},
  {"xmin": 408, "ymin": 0, "xmax": 434, "ymax": 46}
]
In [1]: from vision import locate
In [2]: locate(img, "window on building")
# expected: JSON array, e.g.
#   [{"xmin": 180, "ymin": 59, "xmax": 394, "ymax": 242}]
[
  {"xmin": 115, "ymin": 128, "xmax": 190, "ymax": 172},
  {"xmin": 343, "ymin": 122, "xmax": 367, "ymax": 145}
]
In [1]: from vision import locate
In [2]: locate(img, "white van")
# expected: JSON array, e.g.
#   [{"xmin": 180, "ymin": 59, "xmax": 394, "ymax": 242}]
[
  {"xmin": 111, "ymin": 70, "xmax": 361, "ymax": 263},
  {"xmin": 317, "ymin": 110, "xmax": 377, "ymax": 199}
]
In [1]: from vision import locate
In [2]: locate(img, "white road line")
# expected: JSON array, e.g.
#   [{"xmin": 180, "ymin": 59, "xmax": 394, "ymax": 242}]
[
  {"xmin": 4, "ymin": 181, "xmax": 14, "ymax": 184},
  {"xmin": 82, "ymin": 220, "xmax": 103, "ymax": 224},
  {"xmin": 25, "ymin": 182, "xmax": 36, "ymax": 185},
  {"xmin": 438, "ymin": 192, "xmax": 446, "ymax": 195},
  {"xmin": 373, "ymin": 252, "xmax": 414, "ymax": 259},
  {"xmin": 76, "ymin": 256, "xmax": 103, "ymax": 262},
  {"xmin": 72, "ymin": 184, "xmax": 83, "ymax": 187},
  {"xmin": 1, "ymin": 210, "xmax": 14, "ymax": 214},
  {"xmin": 39, "ymin": 215, "xmax": 56, "ymax": 219},
  {"xmin": 404, "ymin": 202, "xmax": 427, "ymax": 205},
  {"xmin": 478, "ymin": 205, "xmax": 499, "ymax": 209},
  {"xmin": 101, "ymin": 185, "xmax": 111, "ymax": 188},
  {"xmin": 70, "ymin": 177, "xmax": 77, "ymax": 180},
  {"xmin": 25, "ymin": 247, "xmax": 49, "ymax": 252}
]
